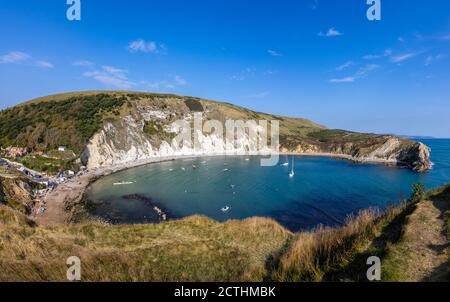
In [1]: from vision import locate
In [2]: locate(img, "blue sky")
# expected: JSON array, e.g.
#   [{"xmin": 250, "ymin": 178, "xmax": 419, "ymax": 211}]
[{"xmin": 1, "ymin": 0, "xmax": 449, "ymax": 137}]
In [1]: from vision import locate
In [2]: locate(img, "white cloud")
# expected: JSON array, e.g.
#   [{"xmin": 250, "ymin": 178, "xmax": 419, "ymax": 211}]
[
  {"xmin": 141, "ymin": 75, "xmax": 188, "ymax": 90},
  {"xmin": 174, "ymin": 75, "xmax": 187, "ymax": 86},
  {"xmin": 83, "ymin": 66, "xmax": 135, "ymax": 89},
  {"xmin": 329, "ymin": 64, "xmax": 379, "ymax": 84},
  {"xmin": 267, "ymin": 49, "xmax": 283, "ymax": 57},
  {"xmin": 390, "ymin": 52, "xmax": 417, "ymax": 63},
  {"xmin": 363, "ymin": 49, "xmax": 392, "ymax": 60},
  {"xmin": 329, "ymin": 77, "xmax": 356, "ymax": 83},
  {"xmin": 0, "ymin": 51, "xmax": 55, "ymax": 69},
  {"xmin": 230, "ymin": 68, "xmax": 255, "ymax": 81},
  {"xmin": 319, "ymin": 28, "xmax": 343, "ymax": 37},
  {"xmin": 336, "ymin": 61, "xmax": 354, "ymax": 71},
  {"xmin": 73, "ymin": 60, "xmax": 94, "ymax": 67},
  {"xmin": 128, "ymin": 39, "xmax": 165, "ymax": 54},
  {"xmin": 355, "ymin": 64, "xmax": 379, "ymax": 77},
  {"xmin": 36, "ymin": 60, "xmax": 54, "ymax": 69},
  {"xmin": 0, "ymin": 51, "xmax": 30, "ymax": 64}
]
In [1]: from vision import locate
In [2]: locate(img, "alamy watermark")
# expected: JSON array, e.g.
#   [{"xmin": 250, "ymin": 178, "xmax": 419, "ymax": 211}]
[
  {"xmin": 67, "ymin": 1, "xmax": 381, "ymax": 22},
  {"xmin": 66, "ymin": 256, "xmax": 81, "ymax": 281},
  {"xmin": 367, "ymin": 256, "xmax": 381, "ymax": 281},
  {"xmin": 66, "ymin": 0, "xmax": 81, "ymax": 21},
  {"xmin": 367, "ymin": 0, "xmax": 382, "ymax": 21},
  {"xmin": 168, "ymin": 113, "xmax": 280, "ymax": 167}
]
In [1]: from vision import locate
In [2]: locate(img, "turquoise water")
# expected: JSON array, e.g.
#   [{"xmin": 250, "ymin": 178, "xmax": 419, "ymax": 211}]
[{"xmin": 86, "ymin": 139, "xmax": 450, "ymax": 231}]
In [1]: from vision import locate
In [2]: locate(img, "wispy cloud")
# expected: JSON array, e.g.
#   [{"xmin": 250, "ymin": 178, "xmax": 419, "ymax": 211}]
[
  {"xmin": 329, "ymin": 64, "xmax": 379, "ymax": 84},
  {"xmin": 318, "ymin": 27, "xmax": 343, "ymax": 37},
  {"xmin": 390, "ymin": 52, "xmax": 417, "ymax": 63},
  {"xmin": 141, "ymin": 75, "xmax": 188, "ymax": 90},
  {"xmin": 263, "ymin": 70, "xmax": 277, "ymax": 76},
  {"xmin": 83, "ymin": 65, "xmax": 135, "ymax": 89},
  {"xmin": 230, "ymin": 68, "xmax": 255, "ymax": 81},
  {"xmin": 0, "ymin": 51, "xmax": 30, "ymax": 64},
  {"xmin": 72, "ymin": 60, "xmax": 94, "ymax": 67},
  {"xmin": 363, "ymin": 54, "xmax": 381, "ymax": 60},
  {"xmin": 0, "ymin": 51, "xmax": 54, "ymax": 69},
  {"xmin": 329, "ymin": 77, "xmax": 356, "ymax": 83},
  {"xmin": 174, "ymin": 75, "xmax": 187, "ymax": 86},
  {"xmin": 355, "ymin": 64, "xmax": 379, "ymax": 77},
  {"xmin": 128, "ymin": 39, "xmax": 165, "ymax": 54},
  {"xmin": 267, "ymin": 49, "xmax": 283, "ymax": 57},
  {"xmin": 336, "ymin": 61, "xmax": 354, "ymax": 71},
  {"xmin": 363, "ymin": 49, "xmax": 392, "ymax": 60},
  {"xmin": 35, "ymin": 60, "xmax": 54, "ymax": 69},
  {"xmin": 425, "ymin": 54, "xmax": 445, "ymax": 66}
]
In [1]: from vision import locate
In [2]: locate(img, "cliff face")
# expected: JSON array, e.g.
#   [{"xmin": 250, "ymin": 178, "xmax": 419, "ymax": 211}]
[
  {"xmin": 326, "ymin": 137, "xmax": 431, "ymax": 172},
  {"xmin": 78, "ymin": 94, "xmax": 431, "ymax": 172}
]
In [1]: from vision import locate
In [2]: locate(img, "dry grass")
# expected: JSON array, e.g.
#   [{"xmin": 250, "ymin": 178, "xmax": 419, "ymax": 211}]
[
  {"xmin": 273, "ymin": 209, "xmax": 383, "ymax": 281},
  {"xmin": 0, "ymin": 208, "xmax": 291, "ymax": 282}
]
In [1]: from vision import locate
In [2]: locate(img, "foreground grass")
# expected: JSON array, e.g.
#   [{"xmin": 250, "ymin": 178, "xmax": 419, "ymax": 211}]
[
  {"xmin": 0, "ymin": 207, "xmax": 290, "ymax": 281},
  {"xmin": 1, "ymin": 184, "xmax": 449, "ymax": 282}
]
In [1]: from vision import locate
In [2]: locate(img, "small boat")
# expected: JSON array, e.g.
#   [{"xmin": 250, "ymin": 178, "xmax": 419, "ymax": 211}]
[
  {"xmin": 223, "ymin": 168, "xmax": 229, "ymax": 172},
  {"xmin": 113, "ymin": 181, "xmax": 134, "ymax": 186},
  {"xmin": 245, "ymin": 158, "xmax": 250, "ymax": 161},
  {"xmin": 281, "ymin": 162, "xmax": 289, "ymax": 167},
  {"xmin": 289, "ymin": 156, "xmax": 295, "ymax": 178},
  {"xmin": 181, "ymin": 167, "xmax": 186, "ymax": 171},
  {"xmin": 221, "ymin": 206, "xmax": 230, "ymax": 213}
]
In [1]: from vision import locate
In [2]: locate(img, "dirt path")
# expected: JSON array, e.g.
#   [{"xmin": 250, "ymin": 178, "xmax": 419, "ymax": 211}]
[{"xmin": 383, "ymin": 190, "xmax": 449, "ymax": 281}]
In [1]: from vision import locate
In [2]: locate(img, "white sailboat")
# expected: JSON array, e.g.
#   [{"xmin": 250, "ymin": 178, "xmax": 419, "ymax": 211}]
[{"xmin": 289, "ymin": 156, "xmax": 295, "ymax": 178}]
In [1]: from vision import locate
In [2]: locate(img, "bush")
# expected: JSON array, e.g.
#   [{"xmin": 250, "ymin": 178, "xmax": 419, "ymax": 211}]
[
  {"xmin": 410, "ymin": 183, "xmax": 425, "ymax": 203},
  {"xmin": 0, "ymin": 94, "xmax": 126, "ymax": 153}
]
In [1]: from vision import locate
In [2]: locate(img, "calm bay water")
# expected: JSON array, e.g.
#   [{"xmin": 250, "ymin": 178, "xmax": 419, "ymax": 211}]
[{"xmin": 86, "ymin": 139, "xmax": 450, "ymax": 231}]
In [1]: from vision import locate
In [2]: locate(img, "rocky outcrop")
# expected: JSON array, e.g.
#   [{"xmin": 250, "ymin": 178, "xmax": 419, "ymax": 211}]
[
  {"xmin": 282, "ymin": 137, "xmax": 431, "ymax": 172},
  {"xmin": 0, "ymin": 174, "xmax": 35, "ymax": 214}
]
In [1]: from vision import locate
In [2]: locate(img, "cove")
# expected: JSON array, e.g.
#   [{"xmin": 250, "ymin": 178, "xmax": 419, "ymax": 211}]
[{"xmin": 85, "ymin": 139, "xmax": 450, "ymax": 232}]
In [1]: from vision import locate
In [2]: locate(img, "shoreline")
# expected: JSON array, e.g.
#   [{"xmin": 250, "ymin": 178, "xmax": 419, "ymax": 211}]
[{"xmin": 34, "ymin": 152, "xmax": 404, "ymax": 226}]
